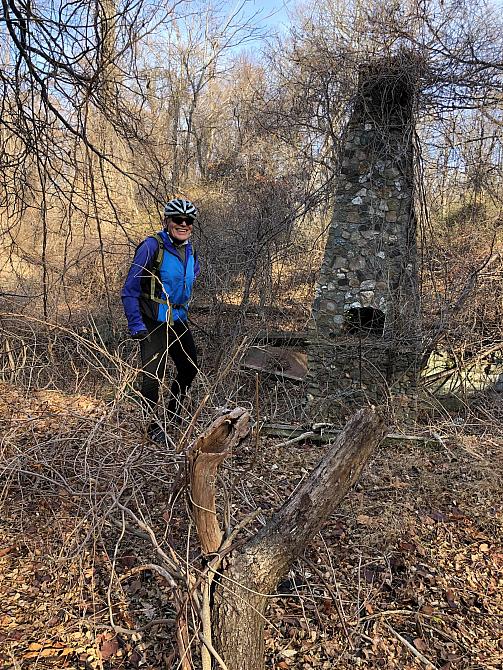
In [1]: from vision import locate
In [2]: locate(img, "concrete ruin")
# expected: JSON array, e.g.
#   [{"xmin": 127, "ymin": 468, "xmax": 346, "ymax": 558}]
[{"xmin": 306, "ymin": 59, "xmax": 421, "ymax": 423}]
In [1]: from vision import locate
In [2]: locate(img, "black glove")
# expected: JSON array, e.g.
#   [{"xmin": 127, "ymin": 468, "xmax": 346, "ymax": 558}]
[{"xmin": 131, "ymin": 329, "xmax": 149, "ymax": 340}]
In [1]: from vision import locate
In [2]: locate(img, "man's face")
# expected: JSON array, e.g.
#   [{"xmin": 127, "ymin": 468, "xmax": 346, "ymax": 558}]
[{"xmin": 166, "ymin": 215, "xmax": 194, "ymax": 242}]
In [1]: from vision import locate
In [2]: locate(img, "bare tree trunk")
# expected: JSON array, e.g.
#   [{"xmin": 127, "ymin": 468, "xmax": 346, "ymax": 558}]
[{"xmin": 212, "ymin": 407, "xmax": 387, "ymax": 670}]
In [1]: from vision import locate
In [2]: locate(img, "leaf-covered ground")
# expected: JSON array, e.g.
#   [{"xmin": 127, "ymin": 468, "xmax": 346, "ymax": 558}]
[{"xmin": 0, "ymin": 381, "xmax": 502, "ymax": 670}]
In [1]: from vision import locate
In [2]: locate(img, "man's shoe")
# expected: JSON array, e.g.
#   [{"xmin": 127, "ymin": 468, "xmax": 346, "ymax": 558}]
[{"xmin": 147, "ymin": 423, "xmax": 168, "ymax": 445}]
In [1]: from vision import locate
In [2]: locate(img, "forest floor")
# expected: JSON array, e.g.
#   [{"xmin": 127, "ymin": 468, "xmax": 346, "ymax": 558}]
[{"xmin": 0, "ymin": 378, "xmax": 502, "ymax": 670}]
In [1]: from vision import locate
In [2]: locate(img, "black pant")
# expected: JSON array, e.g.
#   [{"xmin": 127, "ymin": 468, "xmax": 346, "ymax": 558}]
[{"xmin": 139, "ymin": 318, "xmax": 198, "ymax": 421}]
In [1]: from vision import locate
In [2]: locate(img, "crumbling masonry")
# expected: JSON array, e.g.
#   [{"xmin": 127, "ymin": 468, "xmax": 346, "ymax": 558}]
[{"xmin": 306, "ymin": 61, "xmax": 421, "ymax": 423}]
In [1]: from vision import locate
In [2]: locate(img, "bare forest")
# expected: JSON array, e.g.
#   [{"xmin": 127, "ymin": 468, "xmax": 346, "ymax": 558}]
[{"xmin": 0, "ymin": 0, "xmax": 502, "ymax": 669}]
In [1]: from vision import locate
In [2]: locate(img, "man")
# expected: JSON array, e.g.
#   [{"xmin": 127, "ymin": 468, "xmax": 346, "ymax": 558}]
[{"xmin": 121, "ymin": 198, "xmax": 200, "ymax": 439}]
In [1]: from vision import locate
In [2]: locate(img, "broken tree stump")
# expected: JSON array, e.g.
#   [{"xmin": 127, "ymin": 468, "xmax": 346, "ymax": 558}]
[
  {"xmin": 213, "ymin": 406, "xmax": 387, "ymax": 670},
  {"xmin": 189, "ymin": 407, "xmax": 251, "ymax": 554}
]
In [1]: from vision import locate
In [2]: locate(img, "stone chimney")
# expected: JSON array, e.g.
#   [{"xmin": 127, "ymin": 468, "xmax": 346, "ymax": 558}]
[{"xmin": 306, "ymin": 57, "xmax": 421, "ymax": 423}]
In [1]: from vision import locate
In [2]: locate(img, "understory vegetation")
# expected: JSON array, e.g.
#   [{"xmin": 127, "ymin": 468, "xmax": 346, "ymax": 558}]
[{"xmin": 0, "ymin": 0, "xmax": 502, "ymax": 668}]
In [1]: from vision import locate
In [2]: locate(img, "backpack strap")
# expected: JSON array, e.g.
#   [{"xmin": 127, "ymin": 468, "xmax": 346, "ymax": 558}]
[{"xmin": 141, "ymin": 233, "xmax": 168, "ymax": 305}]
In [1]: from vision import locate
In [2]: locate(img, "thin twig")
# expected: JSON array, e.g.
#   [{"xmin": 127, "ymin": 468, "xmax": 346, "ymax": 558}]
[
  {"xmin": 178, "ymin": 393, "xmax": 210, "ymax": 453},
  {"xmin": 119, "ymin": 562, "xmax": 178, "ymax": 584},
  {"xmin": 254, "ymin": 372, "xmax": 260, "ymax": 459},
  {"xmin": 384, "ymin": 622, "xmax": 438, "ymax": 669},
  {"xmin": 275, "ymin": 431, "xmax": 316, "ymax": 448},
  {"xmin": 96, "ymin": 618, "xmax": 176, "ymax": 635},
  {"xmin": 200, "ymin": 576, "xmax": 213, "ymax": 670},
  {"xmin": 198, "ymin": 632, "xmax": 229, "ymax": 670},
  {"xmin": 114, "ymin": 501, "xmax": 182, "ymax": 584},
  {"xmin": 108, "ymin": 515, "xmax": 150, "ymax": 540},
  {"xmin": 360, "ymin": 608, "xmax": 430, "ymax": 622},
  {"xmin": 303, "ymin": 556, "xmax": 353, "ymax": 648},
  {"xmin": 431, "ymin": 431, "xmax": 456, "ymax": 459}
]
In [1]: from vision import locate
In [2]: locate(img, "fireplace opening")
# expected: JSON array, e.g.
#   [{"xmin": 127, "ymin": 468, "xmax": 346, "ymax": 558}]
[{"xmin": 344, "ymin": 307, "xmax": 385, "ymax": 336}]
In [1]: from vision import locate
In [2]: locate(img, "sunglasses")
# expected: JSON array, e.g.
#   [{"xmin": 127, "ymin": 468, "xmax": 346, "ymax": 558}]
[{"xmin": 171, "ymin": 216, "xmax": 194, "ymax": 225}]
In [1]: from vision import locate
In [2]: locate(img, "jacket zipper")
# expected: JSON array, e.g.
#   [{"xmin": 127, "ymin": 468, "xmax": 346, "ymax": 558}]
[{"xmin": 164, "ymin": 244, "xmax": 190, "ymax": 304}]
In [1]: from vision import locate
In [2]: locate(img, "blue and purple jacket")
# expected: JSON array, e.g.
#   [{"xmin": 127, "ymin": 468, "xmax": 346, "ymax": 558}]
[{"xmin": 121, "ymin": 231, "xmax": 200, "ymax": 336}]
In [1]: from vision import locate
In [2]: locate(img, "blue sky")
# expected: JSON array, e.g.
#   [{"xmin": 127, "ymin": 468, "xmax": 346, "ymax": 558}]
[{"xmin": 232, "ymin": 0, "xmax": 295, "ymax": 36}]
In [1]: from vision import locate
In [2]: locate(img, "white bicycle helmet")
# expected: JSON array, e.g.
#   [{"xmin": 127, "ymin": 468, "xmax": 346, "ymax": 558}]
[{"xmin": 164, "ymin": 198, "xmax": 198, "ymax": 220}]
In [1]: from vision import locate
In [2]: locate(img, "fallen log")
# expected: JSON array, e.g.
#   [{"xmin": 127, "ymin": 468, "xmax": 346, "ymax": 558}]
[{"xmin": 262, "ymin": 421, "xmax": 438, "ymax": 448}]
